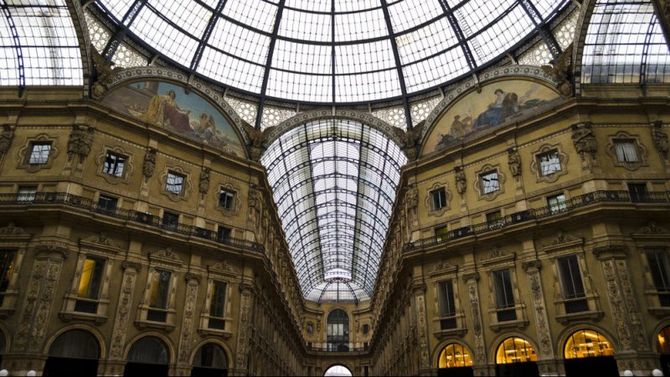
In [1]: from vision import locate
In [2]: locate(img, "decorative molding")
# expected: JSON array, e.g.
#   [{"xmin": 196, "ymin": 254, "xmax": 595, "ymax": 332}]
[
  {"xmin": 67, "ymin": 124, "xmax": 95, "ymax": 163},
  {"xmin": 160, "ymin": 165, "xmax": 192, "ymax": 202},
  {"xmin": 481, "ymin": 248, "xmax": 516, "ymax": 267},
  {"xmin": 606, "ymin": 131, "xmax": 649, "ymax": 171},
  {"xmin": 541, "ymin": 230, "xmax": 584, "ymax": 253},
  {"xmin": 16, "ymin": 133, "xmax": 60, "ymax": 173},
  {"xmin": 177, "ymin": 277, "xmax": 200, "ymax": 365},
  {"xmin": 651, "ymin": 121, "xmax": 668, "ymax": 158},
  {"xmin": 198, "ymin": 167, "xmax": 211, "ymax": 196},
  {"xmin": 0, "ymin": 124, "xmax": 14, "ymax": 161},
  {"xmin": 571, "ymin": 122, "xmax": 597, "ymax": 161},
  {"xmin": 424, "ymin": 182, "xmax": 451, "ymax": 217},
  {"xmin": 79, "ymin": 232, "xmax": 121, "ymax": 253},
  {"xmin": 142, "ymin": 147, "xmax": 157, "ymax": 180},
  {"xmin": 525, "ymin": 266, "xmax": 554, "ymax": 358},
  {"xmin": 149, "ymin": 247, "xmax": 184, "ymax": 266},
  {"xmin": 208, "ymin": 261, "xmax": 239, "ymax": 277},
  {"xmin": 108, "ymin": 264, "xmax": 140, "ymax": 359},
  {"xmin": 507, "ymin": 147, "xmax": 521, "ymax": 178},
  {"xmin": 95, "ymin": 145, "xmax": 134, "ymax": 185},
  {"xmin": 454, "ymin": 166, "xmax": 466, "ymax": 196},
  {"xmin": 465, "ymin": 277, "xmax": 486, "ymax": 364},
  {"xmin": 0, "ymin": 222, "xmax": 31, "ymax": 239},
  {"xmin": 529, "ymin": 143, "xmax": 569, "ymax": 184},
  {"xmin": 429, "ymin": 260, "xmax": 458, "ymax": 277},
  {"xmin": 473, "ymin": 164, "xmax": 505, "ymax": 201},
  {"xmin": 635, "ymin": 221, "xmax": 669, "ymax": 235}
]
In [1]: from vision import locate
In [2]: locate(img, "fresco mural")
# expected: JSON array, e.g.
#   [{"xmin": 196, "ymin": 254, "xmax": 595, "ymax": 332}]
[
  {"xmin": 422, "ymin": 80, "xmax": 562, "ymax": 155},
  {"xmin": 102, "ymin": 80, "xmax": 244, "ymax": 157}
]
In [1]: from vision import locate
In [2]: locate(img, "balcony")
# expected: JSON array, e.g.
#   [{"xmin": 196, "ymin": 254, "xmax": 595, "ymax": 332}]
[
  {"xmin": 404, "ymin": 190, "xmax": 669, "ymax": 252},
  {"xmin": 0, "ymin": 192, "xmax": 264, "ymax": 254}
]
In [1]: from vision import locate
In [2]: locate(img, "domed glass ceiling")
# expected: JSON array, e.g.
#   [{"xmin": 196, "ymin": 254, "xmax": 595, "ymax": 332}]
[
  {"xmin": 261, "ymin": 119, "xmax": 406, "ymax": 302},
  {"xmin": 93, "ymin": 0, "xmax": 569, "ymax": 103}
]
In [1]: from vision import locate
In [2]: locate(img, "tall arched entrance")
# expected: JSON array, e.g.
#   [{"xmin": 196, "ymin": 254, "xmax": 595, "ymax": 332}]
[
  {"xmin": 43, "ymin": 329, "xmax": 100, "ymax": 377},
  {"xmin": 191, "ymin": 343, "xmax": 228, "ymax": 377},
  {"xmin": 324, "ymin": 364, "xmax": 353, "ymax": 376},
  {"xmin": 563, "ymin": 329, "xmax": 617, "ymax": 376},
  {"xmin": 327, "ymin": 309, "xmax": 349, "ymax": 351},
  {"xmin": 124, "ymin": 336, "xmax": 169, "ymax": 377},
  {"xmin": 495, "ymin": 337, "xmax": 539, "ymax": 377},
  {"xmin": 437, "ymin": 342, "xmax": 474, "ymax": 377}
]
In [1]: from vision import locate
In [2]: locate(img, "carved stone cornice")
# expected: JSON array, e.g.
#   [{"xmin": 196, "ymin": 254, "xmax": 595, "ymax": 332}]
[
  {"xmin": 631, "ymin": 221, "xmax": 670, "ymax": 240},
  {"xmin": 184, "ymin": 272, "xmax": 200, "ymax": 284},
  {"xmin": 522, "ymin": 260, "xmax": 542, "ymax": 272},
  {"xmin": 79, "ymin": 232, "xmax": 121, "ymax": 253},
  {"xmin": 0, "ymin": 222, "xmax": 31, "ymax": 241},
  {"xmin": 462, "ymin": 271, "xmax": 479, "ymax": 283},
  {"xmin": 592, "ymin": 244, "xmax": 628, "ymax": 260},
  {"xmin": 121, "ymin": 260, "xmax": 142, "ymax": 272},
  {"xmin": 149, "ymin": 247, "xmax": 184, "ymax": 266},
  {"xmin": 33, "ymin": 242, "xmax": 70, "ymax": 260},
  {"xmin": 541, "ymin": 231, "xmax": 584, "ymax": 253}
]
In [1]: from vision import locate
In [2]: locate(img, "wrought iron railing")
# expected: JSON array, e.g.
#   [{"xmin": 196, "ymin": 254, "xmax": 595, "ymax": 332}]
[
  {"xmin": 405, "ymin": 190, "xmax": 670, "ymax": 251},
  {"xmin": 305, "ymin": 342, "xmax": 369, "ymax": 353},
  {"xmin": 0, "ymin": 192, "xmax": 264, "ymax": 253}
]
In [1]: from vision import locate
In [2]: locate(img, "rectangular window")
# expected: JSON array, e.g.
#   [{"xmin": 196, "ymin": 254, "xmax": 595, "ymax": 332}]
[
  {"xmin": 97, "ymin": 195, "xmax": 118, "ymax": 213},
  {"xmin": 0, "ymin": 250, "xmax": 16, "ymax": 306},
  {"xmin": 148, "ymin": 269, "xmax": 171, "ymax": 322},
  {"xmin": 435, "ymin": 225, "xmax": 448, "ymax": 242},
  {"xmin": 628, "ymin": 183, "xmax": 648, "ymax": 202},
  {"xmin": 430, "ymin": 188, "xmax": 447, "ymax": 210},
  {"xmin": 547, "ymin": 193, "xmax": 567, "ymax": 214},
  {"xmin": 492, "ymin": 269, "xmax": 517, "ymax": 322},
  {"xmin": 479, "ymin": 171, "xmax": 500, "ymax": 194},
  {"xmin": 17, "ymin": 186, "xmax": 37, "ymax": 202},
  {"xmin": 28, "ymin": 142, "xmax": 51, "ymax": 165},
  {"xmin": 486, "ymin": 211, "xmax": 503, "ymax": 229},
  {"xmin": 557, "ymin": 255, "xmax": 589, "ymax": 313},
  {"xmin": 614, "ymin": 139, "xmax": 639, "ymax": 162},
  {"xmin": 102, "ymin": 151, "xmax": 126, "ymax": 177},
  {"xmin": 218, "ymin": 226, "xmax": 231, "ymax": 242},
  {"xmin": 538, "ymin": 150, "xmax": 562, "ymax": 176},
  {"xmin": 437, "ymin": 280, "xmax": 457, "ymax": 330},
  {"xmin": 165, "ymin": 171, "xmax": 185, "ymax": 195},
  {"xmin": 75, "ymin": 257, "xmax": 105, "ymax": 313},
  {"xmin": 218, "ymin": 188, "xmax": 236, "ymax": 210},
  {"xmin": 208, "ymin": 281, "xmax": 227, "ymax": 330},
  {"xmin": 647, "ymin": 249, "xmax": 670, "ymax": 307},
  {"xmin": 162, "ymin": 211, "xmax": 179, "ymax": 230}
]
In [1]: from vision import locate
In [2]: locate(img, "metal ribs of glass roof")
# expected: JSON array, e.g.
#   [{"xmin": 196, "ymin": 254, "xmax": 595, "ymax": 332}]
[
  {"xmin": 93, "ymin": 0, "xmax": 570, "ymax": 104},
  {"xmin": 261, "ymin": 119, "xmax": 406, "ymax": 302}
]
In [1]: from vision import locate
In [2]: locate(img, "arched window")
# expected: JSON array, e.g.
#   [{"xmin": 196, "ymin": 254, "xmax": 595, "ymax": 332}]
[
  {"xmin": 324, "ymin": 365, "xmax": 352, "ymax": 376},
  {"xmin": 49, "ymin": 330, "xmax": 99, "ymax": 360},
  {"xmin": 128, "ymin": 337, "xmax": 169, "ymax": 365},
  {"xmin": 657, "ymin": 326, "xmax": 670, "ymax": 354},
  {"xmin": 564, "ymin": 329, "xmax": 614, "ymax": 359},
  {"xmin": 193, "ymin": 343, "xmax": 227, "ymax": 369},
  {"xmin": 327, "ymin": 309, "xmax": 349, "ymax": 352},
  {"xmin": 496, "ymin": 337, "xmax": 538, "ymax": 364},
  {"xmin": 438, "ymin": 343, "xmax": 473, "ymax": 368}
]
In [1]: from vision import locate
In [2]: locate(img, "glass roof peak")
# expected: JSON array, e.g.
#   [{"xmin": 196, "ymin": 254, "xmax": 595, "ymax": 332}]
[
  {"xmin": 92, "ymin": 0, "xmax": 571, "ymax": 104},
  {"xmin": 261, "ymin": 119, "xmax": 407, "ymax": 302}
]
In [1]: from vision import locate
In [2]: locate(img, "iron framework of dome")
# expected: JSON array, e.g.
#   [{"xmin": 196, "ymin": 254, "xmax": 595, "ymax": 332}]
[{"xmin": 90, "ymin": 0, "xmax": 571, "ymax": 114}]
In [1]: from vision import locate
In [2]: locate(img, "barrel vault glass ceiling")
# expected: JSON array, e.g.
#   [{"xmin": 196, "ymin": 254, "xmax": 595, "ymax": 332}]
[
  {"xmin": 261, "ymin": 119, "xmax": 407, "ymax": 302},
  {"xmin": 92, "ymin": 0, "xmax": 570, "ymax": 104}
]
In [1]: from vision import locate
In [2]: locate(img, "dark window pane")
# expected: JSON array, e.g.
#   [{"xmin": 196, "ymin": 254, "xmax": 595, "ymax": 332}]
[
  {"xmin": 150, "ymin": 270, "xmax": 171, "ymax": 309},
  {"xmin": 628, "ymin": 183, "xmax": 648, "ymax": 202},
  {"xmin": 218, "ymin": 226, "xmax": 231, "ymax": 241},
  {"xmin": 430, "ymin": 188, "xmax": 447, "ymax": 210},
  {"xmin": 102, "ymin": 152, "xmax": 126, "ymax": 177},
  {"xmin": 219, "ymin": 189, "xmax": 236, "ymax": 210},
  {"xmin": 162, "ymin": 212, "xmax": 179, "ymax": 230},
  {"xmin": 558, "ymin": 255, "xmax": 585, "ymax": 299},
  {"xmin": 438, "ymin": 280, "xmax": 456, "ymax": 317},
  {"xmin": 210, "ymin": 281, "xmax": 227, "ymax": 318},
  {"xmin": 97, "ymin": 195, "xmax": 118, "ymax": 212},
  {"xmin": 493, "ymin": 269, "xmax": 515, "ymax": 309}
]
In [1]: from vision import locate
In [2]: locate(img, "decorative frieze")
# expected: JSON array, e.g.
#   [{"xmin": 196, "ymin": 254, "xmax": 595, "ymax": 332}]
[
  {"xmin": 177, "ymin": 274, "xmax": 200, "ymax": 365},
  {"xmin": 108, "ymin": 262, "xmax": 140, "ymax": 360}
]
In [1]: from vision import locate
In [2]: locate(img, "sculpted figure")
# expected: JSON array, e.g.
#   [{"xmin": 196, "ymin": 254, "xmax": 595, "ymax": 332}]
[
  {"xmin": 199, "ymin": 167, "xmax": 211, "ymax": 195},
  {"xmin": 651, "ymin": 121, "xmax": 668, "ymax": 157},
  {"xmin": 571, "ymin": 122, "xmax": 597, "ymax": 160},
  {"xmin": 455, "ymin": 167, "xmax": 467, "ymax": 195},
  {"xmin": 0, "ymin": 125, "xmax": 14, "ymax": 158},
  {"xmin": 143, "ymin": 147, "xmax": 157, "ymax": 179},
  {"xmin": 67, "ymin": 124, "xmax": 94, "ymax": 162},
  {"xmin": 507, "ymin": 148, "xmax": 521, "ymax": 177}
]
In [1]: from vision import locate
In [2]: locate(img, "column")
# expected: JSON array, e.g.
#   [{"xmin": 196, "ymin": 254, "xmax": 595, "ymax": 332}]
[
  {"xmin": 174, "ymin": 273, "xmax": 200, "ymax": 376},
  {"xmin": 232, "ymin": 276, "xmax": 255, "ymax": 376},
  {"xmin": 462, "ymin": 272, "xmax": 491, "ymax": 376}
]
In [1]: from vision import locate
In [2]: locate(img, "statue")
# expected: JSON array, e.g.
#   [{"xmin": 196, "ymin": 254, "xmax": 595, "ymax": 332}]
[
  {"xmin": 392, "ymin": 123, "xmax": 423, "ymax": 160},
  {"xmin": 651, "ymin": 121, "xmax": 668, "ymax": 157},
  {"xmin": 507, "ymin": 148, "xmax": 521, "ymax": 177},
  {"xmin": 248, "ymin": 187, "xmax": 262, "ymax": 227},
  {"xmin": 404, "ymin": 186, "xmax": 418, "ymax": 209},
  {"xmin": 244, "ymin": 124, "xmax": 266, "ymax": 161},
  {"xmin": 455, "ymin": 167, "xmax": 467, "ymax": 195},
  {"xmin": 67, "ymin": 124, "xmax": 94, "ymax": 163},
  {"xmin": 542, "ymin": 44, "xmax": 574, "ymax": 97},
  {"xmin": 142, "ymin": 147, "xmax": 157, "ymax": 179},
  {"xmin": 90, "ymin": 47, "xmax": 117, "ymax": 99},
  {"xmin": 0, "ymin": 125, "xmax": 14, "ymax": 158},
  {"xmin": 571, "ymin": 122, "xmax": 597, "ymax": 160},
  {"xmin": 198, "ymin": 167, "xmax": 210, "ymax": 195}
]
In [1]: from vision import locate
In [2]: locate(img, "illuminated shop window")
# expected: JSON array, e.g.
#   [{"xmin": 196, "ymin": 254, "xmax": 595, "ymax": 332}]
[
  {"xmin": 438, "ymin": 343, "xmax": 473, "ymax": 368},
  {"xmin": 496, "ymin": 337, "xmax": 538, "ymax": 364},
  {"xmin": 564, "ymin": 329, "xmax": 614, "ymax": 359}
]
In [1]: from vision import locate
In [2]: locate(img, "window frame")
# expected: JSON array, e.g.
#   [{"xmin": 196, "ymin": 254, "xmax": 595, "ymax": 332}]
[
  {"xmin": 479, "ymin": 170, "xmax": 500, "ymax": 195},
  {"xmin": 218, "ymin": 188, "xmax": 236, "ymax": 211},
  {"xmin": 17, "ymin": 185, "xmax": 37, "ymax": 203},
  {"xmin": 165, "ymin": 171, "xmax": 186, "ymax": 196},
  {"xmin": 547, "ymin": 193, "xmax": 567, "ymax": 214},
  {"xmin": 430, "ymin": 187, "xmax": 447, "ymax": 211},
  {"xmin": 556, "ymin": 254, "xmax": 589, "ymax": 313},
  {"xmin": 537, "ymin": 149, "xmax": 562, "ymax": 176},
  {"xmin": 102, "ymin": 150, "xmax": 127, "ymax": 178},
  {"xmin": 27, "ymin": 141, "xmax": 52, "ymax": 165}
]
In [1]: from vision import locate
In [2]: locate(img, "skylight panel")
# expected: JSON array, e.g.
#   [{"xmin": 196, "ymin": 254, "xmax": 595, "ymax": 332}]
[
  {"xmin": 468, "ymin": 4, "xmax": 533, "ymax": 65},
  {"xmin": 335, "ymin": 40, "xmax": 396, "ymax": 74},
  {"xmin": 198, "ymin": 48, "xmax": 265, "ymax": 92},
  {"xmin": 279, "ymin": 8, "xmax": 331, "ymax": 42},
  {"xmin": 387, "ymin": 0, "xmax": 443, "ymax": 33},
  {"xmin": 531, "ymin": 0, "xmax": 563, "ymax": 19},
  {"xmin": 272, "ymin": 40, "xmax": 332, "ymax": 74},
  {"xmin": 267, "ymin": 70, "xmax": 333, "ymax": 103},
  {"xmin": 336, "ymin": 0, "xmax": 380, "ymax": 12},
  {"xmin": 335, "ymin": 69, "xmax": 402, "ymax": 102},
  {"xmin": 396, "ymin": 17, "xmax": 460, "ymax": 65},
  {"xmin": 130, "ymin": 7, "xmax": 198, "ymax": 66},
  {"xmin": 334, "ymin": 9, "xmax": 387, "ymax": 42},
  {"xmin": 403, "ymin": 48, "xmax": 470, "ymax": 93},
  {"xmin": 97, "ymin": 0, "xmax": 134, "ymax": 21},
  {"xmin": 148, "ymin": 0, "xmax": 211, "ymax": 38},
  {"xmin": 208, "ymin": 19, "xmax": 270, "ymax": 65},
  {"xmin": 222, "ymin": 0, "xmax": 278, "ymax": 34},
  {"xmin": 285, "ymin": 0, "xmax": 331, "ymax": 12}
]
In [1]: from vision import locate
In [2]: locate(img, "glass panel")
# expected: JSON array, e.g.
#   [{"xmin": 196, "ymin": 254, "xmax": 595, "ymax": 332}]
[
  {"xmin": 538, "ymin": 150, "xmax": 561, "ymax": 176},
  {"xmin": 149, "ymin": 270, "xmax": 171, "ymax": 309},
  {"xmin": 78, "ymin": 257, "xmax": 105, "ymax": 299},
  {"xmin": 439, "ymin": 343, "xmax": 473, "ymax": 368},
  {"xmin": 210, "ymin": 281, "xmax": 226, "ymax": 318}
]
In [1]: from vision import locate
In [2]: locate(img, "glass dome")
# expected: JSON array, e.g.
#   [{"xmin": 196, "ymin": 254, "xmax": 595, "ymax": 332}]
[{"xmin": 92, "ymin": 0, "xmax": 570, "ymax": 104}]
